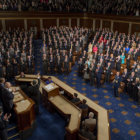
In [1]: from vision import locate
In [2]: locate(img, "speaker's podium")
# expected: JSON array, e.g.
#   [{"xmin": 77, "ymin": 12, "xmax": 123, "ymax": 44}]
[
  {"xmin": 42, "ymin": 83, "xmax": 59, "ymax": 108},
  {"xmin": 12, "ymin": 87, "xmax": 36, "ymax": 140}
]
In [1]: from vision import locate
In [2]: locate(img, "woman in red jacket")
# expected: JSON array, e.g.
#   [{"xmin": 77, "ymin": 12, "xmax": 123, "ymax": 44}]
[{"xmin": 93, "ymin": 45, "xmax": 98, "ymax": 53}]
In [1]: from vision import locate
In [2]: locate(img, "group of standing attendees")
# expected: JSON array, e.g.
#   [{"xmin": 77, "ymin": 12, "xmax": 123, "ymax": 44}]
[
  {"xmin": 0, "ymin": 28, "xmax": 35, "ymax": 80},
  {"xmin": 0, "ymin": 72, "xmax": 41, "ymax": 140},
  {"xmin": 41, "ymin": 26, "xmax": 91, "ymax": 74},
  {"xmin": 78, "ymin": 29, "xmax": 140, "ymax": 104}
]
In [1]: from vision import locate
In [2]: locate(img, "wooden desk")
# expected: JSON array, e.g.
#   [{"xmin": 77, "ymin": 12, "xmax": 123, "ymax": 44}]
[
  {"xmin": 15, "ymin": 75, "xmax": 39, "ymax": 82},
  {"xmin": 42, "ymin": 76, "xmax": 110, "ymax": 140},
  {"xmin": 42, "ymin": 83, "xmax": 59, "ymax": 98},
  {"xmin": 15, "ymin": 74, "xmax": 110, "ymax": 140},
  {"xmin": 12, "ymin": 87, "xmax": 35, "ymax": 131},
  {"xmin": 15, "ymin": 75, "xmax": 45, "ymax": 93},
  {"xmin": 49, "ymin": 95, "xmax": 81, "ymax": 140}
]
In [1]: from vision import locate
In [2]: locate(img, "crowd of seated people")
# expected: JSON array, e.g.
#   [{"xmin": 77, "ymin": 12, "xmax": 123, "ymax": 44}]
[
  {"xmin": 89, "ymin": 0, "xmax": 140, "ymax": 16},
  {"xmin": 78, "ymin": 28, "xmax": 140, "ymax": 104},
  {"xmin": 0, "ymin": 0, "xmax": 139, "ymax": 16},
  {"xmin": 0, "ymin": 28, "xmax": 35, "ymax": 81},
  {"xmin": 41, "ymin": 26, "xmax": 90, "ymax": 74}
]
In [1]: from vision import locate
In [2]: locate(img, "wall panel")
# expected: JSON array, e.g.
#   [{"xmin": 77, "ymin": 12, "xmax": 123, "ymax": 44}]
[
  {"xmin": 131, "ymin": 24, "xmax": 140, "ymax": 34},
  {"xmin": 103, "ymin": 20, "xmax": 111, "ymax": 30},
  {"xmin": 71, "ymin": 19, "xmax": 77, "ymax": 27},
  {"xmin": 0, "ymin": 20, "xmax": 2, "ymax": 30},
  {"xmin": 59, "ymin": 18, "xmax": 69, "ymax": 26},
  {"xmin": 43, "ymin": 19, "xmax": 57, "ymax": 28},
  {"xmin": 80, "ymin": 19, "xmax": 93, "ymax": 28},
  {"xmin": 27, "ymin": 19, "xmax": 40, "ymax": 31},
  {"xmin": 5, "ymin": 19, "xmax": 24, "ymax": 30},
  {"xmin": 113, "ymin": 22, "xmax": 129, "ymax": 34},
  {"xmin": 95, "ymin": 20, "xmax": 100, "ymax": 29}
]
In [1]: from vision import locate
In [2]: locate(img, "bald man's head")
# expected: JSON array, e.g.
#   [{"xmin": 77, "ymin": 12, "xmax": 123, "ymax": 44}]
[{"xmin": 5, "ymin": 82, "xmax": 11, "ymax": 89}]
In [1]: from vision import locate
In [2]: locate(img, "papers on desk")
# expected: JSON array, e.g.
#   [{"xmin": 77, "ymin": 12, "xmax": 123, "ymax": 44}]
[
  {"xmin": 13, "ymin": 93, "xmax": 24, "ymax": 103},
  {"xmin": 15, "ymin": 87, "xmax": 20, "ymax": 91},
  {"xmin": 13, "ymin": 91, "xmax": 20, "ymax": 95},
  {"xmin": 45, "ymin": 84, "xmax": 54, "ymax": 91},
  {"xmin": 15, "ymin": 99, "xmax": 30, "ymax": 113}
]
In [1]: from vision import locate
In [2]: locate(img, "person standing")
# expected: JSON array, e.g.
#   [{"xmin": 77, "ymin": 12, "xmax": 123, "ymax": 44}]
[
  {"xmin": 2, "ymin": 82, "xmax": 14, "ymax": 115},
  {"xmin": 113, "ymin": 72, "xmax": 121, "ymax": 97},
  {"xmin": 0, "ymin": 78, "xmax": 5, "ymax": 106},
  {"xmin": 28, "ymin": 74, "xmax": 41, "ymax": 115},
  {"xmin": 0, "ymin": 107, "xmax": 11, "ymax": 140},
  {"xmin": 96, "ymin": 64, "xmax": 102, "ymax": 88}
]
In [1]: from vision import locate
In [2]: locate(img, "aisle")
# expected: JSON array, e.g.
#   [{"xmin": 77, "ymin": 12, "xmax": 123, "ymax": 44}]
[{"xmin": 33, "ymin": 40, "xmax": 43, "ymax": 74}]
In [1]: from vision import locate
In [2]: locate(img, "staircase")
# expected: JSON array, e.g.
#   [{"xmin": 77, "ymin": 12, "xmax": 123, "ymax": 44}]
[{"xmin": 7, "ymin": 124, "xmax": 20, "ymax": 140}]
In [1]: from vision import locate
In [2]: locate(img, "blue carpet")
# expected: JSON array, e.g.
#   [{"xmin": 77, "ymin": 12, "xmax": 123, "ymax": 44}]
[
  {"xmin": 55, "ymin": 64, "xmax": 140, "ymax": 140},
  {"xmin": 27, "ymin": 105, "xmax": 65, "ymax": 140},
  {"xmin": 33, "ymin": 40, "xmax": 140, "ymax": 140},
  {"xmin": 8, "ymin": 40, "xmax": 140, "ymax": 140}
]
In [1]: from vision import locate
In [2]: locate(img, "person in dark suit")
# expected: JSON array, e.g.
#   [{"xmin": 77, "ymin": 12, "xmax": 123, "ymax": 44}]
[
  {"xmin": 122, "ymin": 68, "xmax": 129, "ymax": 93},
  {"xmin": 78, "ymin": 58, "xmax": 84, "ymax": 77},
  {"xmin": 2, "ymin": 82, "xmax": 14, "ymax": 115},
  {"xmin": 113, "ymin": 72, "xmax": 121, "ymax": 97},
  {"xmin": 132, "ymin": 78, "xmax": 139, "ymax": 101},
  {"xmin": 0, "ymin": 107, "xmax": 11, "ymax": 140},
  {"xmin": 56, "ymin": 55, "xmax": 61, "ymax": 74},
  {"xmin": 71, "ymin": 93, "xmax": 80, "ymax": 105},
  {"xmin": 105, "ymin": 62, "xmax": 111, "ymax": 83},
  {"xmin": 79, "ymin": 99, "xmax": 88, "ymax": 110},
  {"xmin": 116, "ymin": 56, "xmax": 121, "ymax": 71},
  {"xmin": 90, "ymin": 61, "xmax": 96, "ymax": 86},
  {"xmin": 96, "ymin": 64, "xmax": 102, "ymax": 88},
  {"xmin": 28, "ymin": 76, "xmax": 41, "ymax": 115},
  {"xmin": 138, "ymin": 85, "xmax": 140, "ymax": 105},
  {"xmin": 5, "ymin": 61, "xmax": 13, "ymax": 81},
  {"xmin": 26, "ymin": 56, "xmax": 33, "ymax": 74},
  {"xmin": 126, "ymin": 55, "xmax": 131, "ymax": 70},
  {"xmin": 127, "ymin": 72, "xmax": 136, "ymax": 98},
  {"xmin": 0, "ymin": 78, "xmax": 5, "ymax": 106},
  {"xmin": 64, "ymin": 55, "xmax": 69, "ymax": 74}
]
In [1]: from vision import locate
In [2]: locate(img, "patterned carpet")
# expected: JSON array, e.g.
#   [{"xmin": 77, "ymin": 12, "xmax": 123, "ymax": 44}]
[
  {"xmin": 55, "ymin": 63, "xmax": 140, "ymax": 140},
  {"xmin": 34, "ymin": 40, "xmax": 140, "ymax": 140},
  {"xmin": 7, "ymin": 40, "xmax": 140, "ymax": 140}
]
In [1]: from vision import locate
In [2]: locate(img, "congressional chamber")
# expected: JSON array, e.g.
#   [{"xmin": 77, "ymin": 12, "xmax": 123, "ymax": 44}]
[{"xmin": 0, "ymin": 1, "xmax": 140, "ymax": 140}]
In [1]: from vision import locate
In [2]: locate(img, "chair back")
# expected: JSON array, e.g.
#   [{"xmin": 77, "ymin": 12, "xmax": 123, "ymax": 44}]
[{"xmin": 78, "ymin": 133, "xmax": 89, "ymax": 140}]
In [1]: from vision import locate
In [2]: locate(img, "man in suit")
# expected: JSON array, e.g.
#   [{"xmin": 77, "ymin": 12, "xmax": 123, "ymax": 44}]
[
  {"xmin": 113, "ymin": 72, "xmax": 121, "ymax": 97},
  {"xmin": 82, "ymin": 112, "xmax": 96, "ymax": 132},
  {"xmin": 0, "ymin": 78, "xmax": 5, "ymax": 106},
  {"xmin": 78, "ymin": 58, "xmax": 84, "ymax": 77},
  {"xmin": 105, "ymin": 62, "xmax": 112, "ymax": 83},
  {"xmin": 71, "ymin": 93, "xmax": 80, "ymax": 105},
  {"xmin": 138, "ymin": 85, "xmax": 140, "ymax": 105},
  {"xmin": 96, "ymin": 64, "xmax": 102, "ymax": 88},
  {"xmin": 116, "ymin": 56, "xmax": 121, "ymax": 71},
  {"xmin": 0, "ymin": 106, "xmax": 11, "ymax": 140},
  {"xmin": 79, "ymin": 99, "xmax": 88, "ymax": 110},
  {"xmin": 28, "ymin": 76, "xmax": 41, "ymax": 115},
  {"xmin": 127, "ymin": 72, "xmax": 136, "ymax": 98},
  {"xmin": 2, "ymin": 82, "xmax": 14, "ymax": 115}
]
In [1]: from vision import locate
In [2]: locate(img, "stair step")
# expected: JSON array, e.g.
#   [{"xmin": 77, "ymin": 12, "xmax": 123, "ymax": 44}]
[
  {"xmin": 8, "ymin": 133, "xmax": 19, "ymax": 140},
  {"xmin": 8, "ymin": 126, "xmax": 16, "ymax": 131}
]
